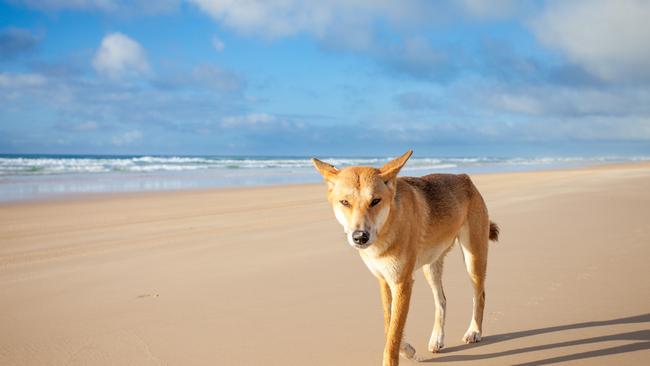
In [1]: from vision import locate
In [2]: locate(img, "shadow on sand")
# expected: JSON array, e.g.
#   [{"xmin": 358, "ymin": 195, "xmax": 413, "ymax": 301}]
[{"xmin": 422, "ymin": 313, "xmax": 650, "ymax": 364}]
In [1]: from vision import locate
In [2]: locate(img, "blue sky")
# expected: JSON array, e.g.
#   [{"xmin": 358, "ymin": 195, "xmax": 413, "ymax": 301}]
[{"xmin": 1, "ymin": 0, "xmax": 649, "ymax": 157}]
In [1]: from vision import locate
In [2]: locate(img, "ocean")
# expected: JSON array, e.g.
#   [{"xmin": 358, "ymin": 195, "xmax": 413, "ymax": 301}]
[{"xmin": 0, "ymin": 154, "xmax": 647, "ymax": 202}]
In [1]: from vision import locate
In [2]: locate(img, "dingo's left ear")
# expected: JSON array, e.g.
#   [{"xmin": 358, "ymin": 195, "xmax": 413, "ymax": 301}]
[
  {"xmin": 311, "ymin": 158, "xmax": 339, "ymax": 184},
  {"xmin": 379, "ymin": 150, "xmax": 413, "ymax": 183}
]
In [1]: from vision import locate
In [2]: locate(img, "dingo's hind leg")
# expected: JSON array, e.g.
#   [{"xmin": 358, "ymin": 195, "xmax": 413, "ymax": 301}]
[
  {"xmin": 458, "ymin": 216, "xmax": 489, "ymax": 344},
  {"xmin": 423, "ymin": 259, "xmax": 446, "ymax": 352}
]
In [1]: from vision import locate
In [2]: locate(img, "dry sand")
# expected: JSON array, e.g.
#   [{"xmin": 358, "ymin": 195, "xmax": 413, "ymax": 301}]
[{"xmin": 1, "ymin": 163, "xmax": 649, "ymax": 365}]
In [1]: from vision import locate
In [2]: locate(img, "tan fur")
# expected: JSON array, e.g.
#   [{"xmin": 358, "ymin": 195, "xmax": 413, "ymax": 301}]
[{"xmin": 312, "ymin": 150, "xmax": 499, "ymax": 366}]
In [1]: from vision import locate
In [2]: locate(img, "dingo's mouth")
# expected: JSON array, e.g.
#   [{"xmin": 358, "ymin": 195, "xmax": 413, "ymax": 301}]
[{"xmin": 352, "ymin": 242, "xmax": 372, "ymax": 249}]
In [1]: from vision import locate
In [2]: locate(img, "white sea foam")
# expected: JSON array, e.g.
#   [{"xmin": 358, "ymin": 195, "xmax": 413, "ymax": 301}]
[
  {"xmin": 0, "ymin": 155, "xmax": 648, "ymax": 176},
  {"xmin": 1, "ymin": 154, "xmax": 648, "ymax": 202}
]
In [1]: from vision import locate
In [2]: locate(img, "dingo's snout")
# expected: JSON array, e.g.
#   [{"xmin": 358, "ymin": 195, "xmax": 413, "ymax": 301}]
[{"xmin": 352, "ymin": 230, "xmax": 370, "ymax": 246}]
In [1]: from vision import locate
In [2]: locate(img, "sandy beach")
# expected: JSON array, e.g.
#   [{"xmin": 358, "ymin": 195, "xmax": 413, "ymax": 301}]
[{"xmin": 1, "ymin": 162, "xmax": 649, "ymax": 366}]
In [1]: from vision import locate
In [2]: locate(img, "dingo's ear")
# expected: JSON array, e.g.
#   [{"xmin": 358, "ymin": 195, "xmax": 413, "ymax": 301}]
[
  {"xmin": 311, "ymin": 158, "xmax": 339, "ymax": 184},
  {"xmin": 379, "ymin": 150, "xmax": 413, "ymax": 183}
]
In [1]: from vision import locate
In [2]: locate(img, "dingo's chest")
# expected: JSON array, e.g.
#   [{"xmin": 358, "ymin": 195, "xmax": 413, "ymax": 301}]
[
  {"xmin": 359, "ymin": 237, "xmax": 457, "ymax": 285},
  {"xmin": 360, "ymin": 253, "xmax": 404, "ymax": 285}
]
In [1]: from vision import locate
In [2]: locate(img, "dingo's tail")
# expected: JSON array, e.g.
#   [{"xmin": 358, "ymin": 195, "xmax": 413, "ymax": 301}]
[{"xmin": 489, "ymin": 221, "xmax": 500, "ymax": 242}]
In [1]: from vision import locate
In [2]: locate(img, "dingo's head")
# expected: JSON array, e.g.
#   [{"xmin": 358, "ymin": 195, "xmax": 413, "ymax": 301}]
[{"xmin": 311, "ymin": 150, "xmax": 413, "ymax": 249}]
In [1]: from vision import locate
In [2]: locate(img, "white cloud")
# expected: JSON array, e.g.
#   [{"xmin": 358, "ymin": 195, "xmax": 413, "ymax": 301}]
[
  {"xmin": 479, "ymin": 83, "xmax": 650, "ymax": 118},
  {"xmin": 513, "ymin": 115, "xmax": 650, "ymax": 141},
  {"xmin": 92, "ymin": 32, "xmax": 150, "ymax": 78},
  {"xmin": 74, "ymin": 121, "xmax": 99, "ymax": 131},
  {"xmin": 188, "ymin": 0, "xmax": 331, "ymax": 37},
  {"xmin": 152, "ymin": 64, "xmax": 243, "ymax": 93},
  {"xmin": 490, "ymin": 93, "xmax": 543, "ymax": 115},
  {"xmin": 14, "ymin": 0, "xmax": 116, "ymax": 11},
  {"xmin": 10, "ymin": 0, "xmax": 180, "ymax": 14},
  {"xmin": 221, "ymin": 113, "xmax": 276, "ymax": 128},
  {"xmin": 191, "ymin": 64, "xmax": 241, "ymax": 92},
  {"xmin": 219, "ymin": 113, "xmax": 307, "ymax": 135},
  {"xmin": 187, "ymin": 0, "xmax": 439, "ymax": 39},
  {"xmin": 212, "ymin": 35, "xmax": 225, "ymax": 51},
  {"xmin": 112, "ymin": 130, "xmax": 142, "ymax": 145},
  {"xmin": 531, "ymin": 0, "xmax": 650, "ymax": 82},
  {"xmin": 456, "ymin": 0, "xmax": 518, "ymax": 19},
  {"xmin": 395, "ymin": 91, "xmax": 440, "ymax": 110},
  {"xmin": 0, "ymin": 72, "xmax": 47, "ymax": 87}
]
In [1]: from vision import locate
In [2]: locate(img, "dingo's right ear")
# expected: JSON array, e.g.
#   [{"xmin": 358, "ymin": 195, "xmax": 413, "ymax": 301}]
[
  {"xmin": 311, "ymin": 158, "xmax": 339, "ymax": 185},
  {"xmin": 379, "ymin": 150, "xmax": 413, "ymax": 183}
]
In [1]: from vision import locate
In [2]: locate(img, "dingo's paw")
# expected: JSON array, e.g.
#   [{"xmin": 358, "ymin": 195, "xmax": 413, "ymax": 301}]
[
  {"xmin": 399, "ymin": 342, "xmax": 416, "ymax": 359},
  {"xmin": 400, "ymin": 342, "xmax": 425, "ymax": 362},
  {"xmin": 462, "ymin": 329, "xmax": 481, "ymax": 344},
  {"xmin": 428, "ymin": 334, "xmax": 444, "ymax": 353}
]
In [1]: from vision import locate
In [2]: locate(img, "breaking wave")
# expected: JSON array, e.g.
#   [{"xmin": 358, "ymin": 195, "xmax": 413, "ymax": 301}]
[{"xmin": 0, "ymin": 155, "xmax": 647, "ymax": 176}]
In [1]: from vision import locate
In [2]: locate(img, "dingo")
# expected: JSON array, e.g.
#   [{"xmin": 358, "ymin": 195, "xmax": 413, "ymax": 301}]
[{"xmin": 312, "ymin": 150, "xmax": 499, "ymax": 366}]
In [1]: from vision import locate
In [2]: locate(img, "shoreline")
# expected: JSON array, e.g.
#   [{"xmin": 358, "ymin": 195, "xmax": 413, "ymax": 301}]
[{"xmin": 2, "ymin": 159, "xmax": 649, "ymax": 206}]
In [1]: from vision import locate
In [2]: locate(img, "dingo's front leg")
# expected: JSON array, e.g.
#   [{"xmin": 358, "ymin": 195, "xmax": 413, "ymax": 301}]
[
  {"xmin": 380, "ymin": 278, "xmax": 417, "ymax": 363},
  {"xmin": 383, "ymin": 279, "xmax": 413, "ymax": 366},
  {"xmin": 379, "ymin": 278, "xmax": 392, "ymax": 336}
]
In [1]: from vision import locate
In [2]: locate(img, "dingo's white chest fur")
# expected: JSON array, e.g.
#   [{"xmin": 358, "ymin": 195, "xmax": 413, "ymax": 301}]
[{"xmin": 360, "ymin": 252, "xmax": 402, "ymax": 285}]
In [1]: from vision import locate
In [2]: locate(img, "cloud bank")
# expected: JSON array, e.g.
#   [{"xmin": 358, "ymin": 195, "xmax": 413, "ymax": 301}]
[
  {"xmin": 532, "ymin": 0, "xmax": 650, "ymax": 83},
  {"xmin": 1, "ymin": 0, "xmax": 650, "ymax": 156}
]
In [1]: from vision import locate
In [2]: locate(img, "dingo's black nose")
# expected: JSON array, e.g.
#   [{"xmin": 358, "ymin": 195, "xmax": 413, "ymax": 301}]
[{"xmin": 352, "ymin": 230, "xmax": 370, "ymax": 245}]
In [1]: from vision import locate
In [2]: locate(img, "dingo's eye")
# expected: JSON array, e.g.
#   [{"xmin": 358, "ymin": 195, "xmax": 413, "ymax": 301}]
[
  {"xmin": 340, "ymin": 199, "xmax": 351, "ymax": 207},
  {"xmin": 370, "ymin": 198, "xmax": 381, "ymax": 207}
]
